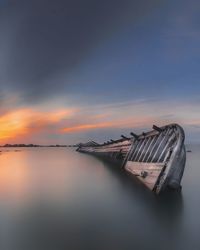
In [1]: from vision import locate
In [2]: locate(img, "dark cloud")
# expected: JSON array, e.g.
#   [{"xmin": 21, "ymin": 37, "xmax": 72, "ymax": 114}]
[{"xmin": 0, "ymin": 0, "xmax": 160, "ymax": 102}]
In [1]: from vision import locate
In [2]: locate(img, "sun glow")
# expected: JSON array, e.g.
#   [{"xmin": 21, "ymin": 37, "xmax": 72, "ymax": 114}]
[
  {"xmin": 0, "ymin": 108, "xmax": 75, "ymax": 143},
  {"xmin": 0, "ymin": 110, "xmax": 29, "ymax": 140}
]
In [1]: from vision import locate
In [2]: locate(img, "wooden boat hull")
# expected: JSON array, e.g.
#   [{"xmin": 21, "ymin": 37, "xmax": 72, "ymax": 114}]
[{"xmin": 76, "ymin": 124, "xmax": 186, "ymax": 194}]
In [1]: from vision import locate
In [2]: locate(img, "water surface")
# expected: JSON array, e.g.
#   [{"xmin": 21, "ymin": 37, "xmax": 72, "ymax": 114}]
[{"xmin": 0, "ymin": 146, "xmax": 199, "ymax": 250}]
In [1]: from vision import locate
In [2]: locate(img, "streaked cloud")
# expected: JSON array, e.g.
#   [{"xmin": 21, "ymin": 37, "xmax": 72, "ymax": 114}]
[
  {"xmin": 0, "ymin": 97, "xmax": 200, "ymax": 144},
  {"xmin": 0, "ymin": 108, "xmax": 76, "ymax": 144},
  {"xmin": 0, "ymin": 0, "xmax": 199, "ymax": 144},
  {"xmin": 62, "ymin": 122, "xmax": 113, "ymax": 133}
]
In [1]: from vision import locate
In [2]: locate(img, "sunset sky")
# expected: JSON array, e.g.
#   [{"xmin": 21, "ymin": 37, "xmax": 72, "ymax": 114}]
[{"xmin": 0, "ymin": 0, "xmax": 200, "ymax": 144}]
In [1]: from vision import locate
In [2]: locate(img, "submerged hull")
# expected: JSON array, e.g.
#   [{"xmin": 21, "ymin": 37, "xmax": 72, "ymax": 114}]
[{"xmin": 76, "ymin": 124, "xmax": 186, "ymax": 194}]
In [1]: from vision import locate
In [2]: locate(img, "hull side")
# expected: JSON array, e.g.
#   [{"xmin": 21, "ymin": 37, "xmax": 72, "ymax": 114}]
[{"xmin": 77, "ymin": 124, "xmax": 186, "ymax": 194}]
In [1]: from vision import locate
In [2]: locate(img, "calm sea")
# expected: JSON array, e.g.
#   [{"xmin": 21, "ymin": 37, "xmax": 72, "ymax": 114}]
[{"xmin": 0, "ymin": 146, "xmax": 199, "ymax": 250}]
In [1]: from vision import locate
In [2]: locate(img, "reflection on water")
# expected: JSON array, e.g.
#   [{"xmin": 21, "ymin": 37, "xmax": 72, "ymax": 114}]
[{"xmin": 0, "ymin": 146, "xmax": 199, "ymax": 250}]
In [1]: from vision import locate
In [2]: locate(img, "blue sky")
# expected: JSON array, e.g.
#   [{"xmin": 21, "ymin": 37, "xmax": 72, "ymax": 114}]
[
  {"xmin": 0, "ymin": 0, "xmax": 200, "ymax": 144},
  {"xmin": 67, "ymin": 0, "xmax": 200, "ymax": 103}
]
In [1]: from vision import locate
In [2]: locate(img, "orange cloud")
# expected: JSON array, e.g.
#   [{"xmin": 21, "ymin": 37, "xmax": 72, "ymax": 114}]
[
  {"xmin": 1, "ymin": 99, "xmax": 179, "ymax": 143},
  {"xmin": 61, "ymin": 116, "xmax": 155, "ymax": 134},
  {"xmin": 43, "ymin": 109, "xmax": 75, "ymax": 123},
  {"xmin": 0, "ymin": 108, "xmax": 76, "ymax": 143},
  {"xmin": 62, "ymin": 122, "xmax": 114, "ymax": 133},
  {"xmin": 0, "ymin": 110, "xmax": 29, "ymax": 140}
]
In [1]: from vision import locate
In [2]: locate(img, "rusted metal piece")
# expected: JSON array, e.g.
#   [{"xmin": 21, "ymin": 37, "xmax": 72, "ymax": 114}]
[{"xmin": 76, "ymin": 124, "xmax": 186, "ymax": 194}]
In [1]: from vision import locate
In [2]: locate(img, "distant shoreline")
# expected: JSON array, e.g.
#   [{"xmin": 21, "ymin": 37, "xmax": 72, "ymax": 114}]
[{"xmin": 0, "ymin": 144, "xmax": 76, "ymax": 148}]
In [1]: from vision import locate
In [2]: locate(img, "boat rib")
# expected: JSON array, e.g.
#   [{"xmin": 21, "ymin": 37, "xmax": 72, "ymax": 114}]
[{"xmin": 76, "ymin": 124, "xmax": 186, "ymax": 194}]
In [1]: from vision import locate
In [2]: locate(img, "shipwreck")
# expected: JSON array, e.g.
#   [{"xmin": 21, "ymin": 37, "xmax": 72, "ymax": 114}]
[{"xmin": 76, "ymin": 124, "xmax": 186, "ymax": 194}]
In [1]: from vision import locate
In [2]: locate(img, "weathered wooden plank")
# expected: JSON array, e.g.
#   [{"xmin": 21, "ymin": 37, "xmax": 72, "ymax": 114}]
[
  {"xmin": 77, "ymin": 123, "xmax": 186, "ymax": 194},
  {"xmin": 125, "ymin": 161, "xmax": 165, "ymax": 190},
  {"xmin": 146, "ymin": 133, "xmax": 163, "ymax": 162},
  {"xmin": 141, "ymin": 136, "xmax": 156, "ymax": 162},
  {"xmin": 157, "ymin": 133, "xmax": 176, "ymax": 162},
  {"xmin": 126, "ymin": 161, "xmax": 164, "ymax": 171},
  {"xmin": 151, "ymin": 129, "xmax": 172, "ymax": 162},
  {"xmin": 137, "ymin": 137, "xmax": 152, "ymax": 162}
]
